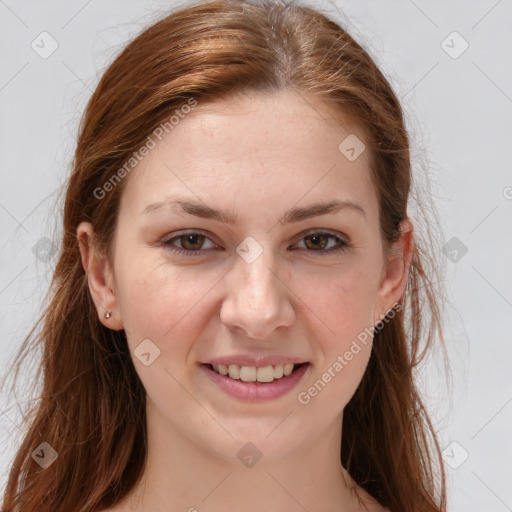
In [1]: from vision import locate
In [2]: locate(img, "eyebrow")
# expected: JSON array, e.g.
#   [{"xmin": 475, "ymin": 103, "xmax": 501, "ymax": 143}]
[{"xmin": 142, "ymin": 197, "xmax": 366, "ymax": 224}]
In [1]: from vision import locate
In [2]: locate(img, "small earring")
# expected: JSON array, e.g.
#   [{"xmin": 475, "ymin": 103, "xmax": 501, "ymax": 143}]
[{"xmin": 104, "ymin": 311, "xmax": 111, "ymax": 319}]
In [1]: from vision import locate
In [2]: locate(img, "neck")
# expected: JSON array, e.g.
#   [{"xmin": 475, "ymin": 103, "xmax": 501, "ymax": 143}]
[{"xmin": 115, "ymin": 402, "xmax": 372, "ymax": 512}]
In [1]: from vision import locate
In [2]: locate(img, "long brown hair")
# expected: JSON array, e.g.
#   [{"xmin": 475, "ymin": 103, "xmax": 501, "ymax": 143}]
[{"xmin": 1, "ymin": 1, "xmax": 448, "ymax": 510}]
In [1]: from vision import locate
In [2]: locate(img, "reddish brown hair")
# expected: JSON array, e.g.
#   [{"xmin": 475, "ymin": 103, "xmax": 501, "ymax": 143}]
[{"xmin": 1, "ymin": 1, "xmax": 447, "ymax": 511}]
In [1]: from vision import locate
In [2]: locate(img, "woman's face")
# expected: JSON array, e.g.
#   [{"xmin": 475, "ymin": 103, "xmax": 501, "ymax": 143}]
[{"xmin": 83, "ymin": 89, "xmax": 410, "ymax": 463}]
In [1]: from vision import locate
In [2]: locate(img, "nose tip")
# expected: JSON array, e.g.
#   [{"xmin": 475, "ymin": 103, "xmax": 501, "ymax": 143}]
[{"xmin": 219, "ymin": 255, "xmax": 295, "ymax": 339}]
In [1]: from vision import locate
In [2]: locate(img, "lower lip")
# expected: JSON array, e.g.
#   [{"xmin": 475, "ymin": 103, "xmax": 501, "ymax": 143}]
[{"xmin": 200, "ymin": 363, "xmax": 310, "ymax": 401}]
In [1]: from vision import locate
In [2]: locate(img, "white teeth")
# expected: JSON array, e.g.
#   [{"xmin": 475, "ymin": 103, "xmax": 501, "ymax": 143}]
[
  {"xmin": 228, "ymin": 364, "xmax": 240, "ymax": 379},
  {"xmin": 257, "ymin": 365, "xmax": 275, "ymax": 382},
  {"xmin": 283, "ymin": 363, "xmax": 294, "ymax": 376},
  {"xmin": 273, "ymin": 364, "xmax": 284, "ymax": 378},
  {"xmin": 240, "ymin": 366, "xmax": 257, "ymax": 382},
  {"xmin": 211, "ymin": 362, "xmax": 303, "ymax": 382}
]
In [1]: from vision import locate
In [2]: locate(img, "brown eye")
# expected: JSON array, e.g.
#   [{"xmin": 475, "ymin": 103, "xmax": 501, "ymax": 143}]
[
  {"xmin": 179, "ymin": 233, "xmax": 206, "ymax": 250},
  {"xmin": 295, "ymin": 231, "xmax": 348, "ymax": 255},
  {"xmin": 162, "ymin": 231, "xmax": 217, "ymax": 255},
  {"xmin": 303, "ymin": 233, "xmax": 330, "ymax": 250}
]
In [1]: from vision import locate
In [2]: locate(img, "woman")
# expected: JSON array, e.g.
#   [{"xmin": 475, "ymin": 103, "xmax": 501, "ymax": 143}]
[{"xmin": 1, "ymin": 0, "xmax": 448, "ymax": 511}]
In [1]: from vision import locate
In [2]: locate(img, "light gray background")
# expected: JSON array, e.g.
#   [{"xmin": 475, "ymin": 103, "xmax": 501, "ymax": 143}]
[{"xmin": 1, "ymin": 1, "xmax": 511, "ymax": 510}]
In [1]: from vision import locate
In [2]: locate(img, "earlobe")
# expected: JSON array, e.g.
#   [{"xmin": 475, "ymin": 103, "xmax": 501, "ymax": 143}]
[
  {"xmin": 374, "ymin": 219, "xmax": 413, "ymax": 323},
  {"xmin": 77, "ymin": 222, "xmax": 124, "ymax": 331}
]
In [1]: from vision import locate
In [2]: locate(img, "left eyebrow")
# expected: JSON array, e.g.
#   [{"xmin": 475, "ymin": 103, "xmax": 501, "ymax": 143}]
[{"xmin": 142, "ymin": 197, "xmax": 366, "ymax": 224}]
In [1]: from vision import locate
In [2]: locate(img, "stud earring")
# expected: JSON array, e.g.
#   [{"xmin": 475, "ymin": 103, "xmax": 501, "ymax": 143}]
[{"xmin": 104, "ymin": 311, "xmax": 111, "ymax": 319}]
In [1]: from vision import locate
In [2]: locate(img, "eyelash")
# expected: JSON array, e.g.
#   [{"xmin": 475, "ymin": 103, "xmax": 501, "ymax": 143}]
[{"xmin": 160, "ymin": 229, "xmax": 349, "ymax": 256}]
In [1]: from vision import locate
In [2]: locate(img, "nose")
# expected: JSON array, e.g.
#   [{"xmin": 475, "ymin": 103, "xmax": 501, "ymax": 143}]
[{"xmin": 219, "ymin": 244, "xmax": 296, "ymax": 339}]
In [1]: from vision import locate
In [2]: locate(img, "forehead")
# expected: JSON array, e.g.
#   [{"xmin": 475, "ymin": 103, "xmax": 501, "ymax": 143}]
[{"xmin": 119, "ymin": 89, "xmax": 378, "ymax": 221}]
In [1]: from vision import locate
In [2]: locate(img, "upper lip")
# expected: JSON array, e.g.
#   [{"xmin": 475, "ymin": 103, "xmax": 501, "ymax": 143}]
[{"xmin": 203, "ymin": 355, "xmax": 309, "ymax": 368}]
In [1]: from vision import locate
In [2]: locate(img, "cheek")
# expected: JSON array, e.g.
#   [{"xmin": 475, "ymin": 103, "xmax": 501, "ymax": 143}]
[
  {"xmin": 115, "ymin": 256, "xmax": 219, "ymax": 364},
  {"xmin": 297, "ymin": 264, "xmax": 379, "ymax": 341},
  {"xmin": 292, "ymin": 266, "xmax": 377, "ymax": 412}
]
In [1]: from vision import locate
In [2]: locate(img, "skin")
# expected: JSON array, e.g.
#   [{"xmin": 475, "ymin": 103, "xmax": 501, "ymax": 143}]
[{"xmin": 78, "ymin": 89, "xmax": 412, "ymax": 512}]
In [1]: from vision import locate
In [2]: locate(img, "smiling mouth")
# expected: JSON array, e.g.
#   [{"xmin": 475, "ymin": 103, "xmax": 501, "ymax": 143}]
[{"xmin": 206, "ymin": 362, "xmax": 308, "ymax": 383}]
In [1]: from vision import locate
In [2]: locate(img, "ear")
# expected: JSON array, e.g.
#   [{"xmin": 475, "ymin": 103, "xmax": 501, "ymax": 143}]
[
  {"xmin": 77, "ymin": 222, "xmax": 124, "ymax": 331},
  {"xmin": 373, "ymin": 218, "xmax": 413, "ymax": 324}
]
